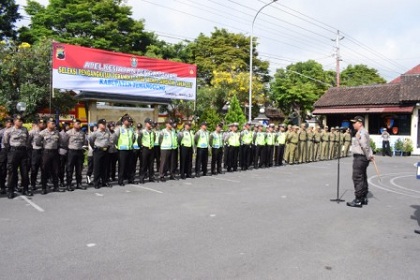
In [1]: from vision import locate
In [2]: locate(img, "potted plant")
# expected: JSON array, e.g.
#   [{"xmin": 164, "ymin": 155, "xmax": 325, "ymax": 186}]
[
  {"xmin": 370, "ymin": 140, "xmax": 377, "ymax": 154},
  {"xmin": 402, "ymin": 138, "xmax": 414, "ymax": 156},
  {"xmin": 394, "ymin": 138, "xmax": 403, "ymax": 156}
]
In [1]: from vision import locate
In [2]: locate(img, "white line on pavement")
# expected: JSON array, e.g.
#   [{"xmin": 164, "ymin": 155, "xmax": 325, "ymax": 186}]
[
  {"xmin": 95, "ymin": 193, "xmax": 104, "ymax": 197},
  {"xmin": 207, "ymin": 177, "xmax": 240, "ymax": 183},
  {"xmin": 19, "ymin": 196, "xmax": 45, "ymax": 212},
  {"xmin": 135, "ymin": 186, "xmax": 163, "ymax": 194}
]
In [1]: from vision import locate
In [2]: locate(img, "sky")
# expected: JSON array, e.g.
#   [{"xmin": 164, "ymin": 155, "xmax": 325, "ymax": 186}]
[{"xmin": 16, "ymin": 0, "xmax": 420, "ymax": 82}]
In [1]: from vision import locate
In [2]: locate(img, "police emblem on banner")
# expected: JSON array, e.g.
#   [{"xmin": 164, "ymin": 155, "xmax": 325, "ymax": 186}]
[
  {"xmin": 55, "ymin": 45, "xmax": 65, "ymax": 60},
  {"xmin": 130, "ymin": 57, "xmax": 138, "ymax": 68}
]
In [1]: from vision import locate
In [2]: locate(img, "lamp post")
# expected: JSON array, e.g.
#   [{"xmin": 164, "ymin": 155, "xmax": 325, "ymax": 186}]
[{"xmin": 249, "ymin": 0, "xmax": 278, "ymax": 122}]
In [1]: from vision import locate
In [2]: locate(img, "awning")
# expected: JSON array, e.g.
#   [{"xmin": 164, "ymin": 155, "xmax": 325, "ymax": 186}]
[{"xmin": 313, "ymin": 106, "xmax": 414, "ymax": 115}]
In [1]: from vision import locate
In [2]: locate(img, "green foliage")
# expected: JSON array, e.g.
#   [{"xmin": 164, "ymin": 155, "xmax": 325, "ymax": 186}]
[
  {"xmin": 370, "ymin": 140, "xmax": 377, "ymax": 153},
  {"xmin": 270, "ymin": 60, "xmax": 332, "ymax": 121},
  {"xmin": 394, "ymin": 138, "xmax": 403, "ymax": 151},
  {"xmin": 18, "ymin": 0, "xmax": 157, "ymax": 54},
  {"xmin": 224, "ymin": 95, "xmax": 246, "ymax": 128},
  {"xmin": 0, "ymin": 0, "xmax": 21, "ymax": 40},
  {"xmin": 403, "ymin": 138, "xmax": 414, "ymax": 153},
  {"xmin": 341, "ymin": 64, "xmax": 386, "ymax": 86},
  {"xmin": 199, "ymin": 107, "xmax": 221, "ymax": 132}
]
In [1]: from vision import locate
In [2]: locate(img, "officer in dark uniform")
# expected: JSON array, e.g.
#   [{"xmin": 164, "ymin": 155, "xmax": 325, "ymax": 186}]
[
  {"xmin": 28, "ymin": 118, "xmax": 46, "ymax": 191},
  {"xmin": 107, "ymin": 122, "xmax": 118, "ymax": 182},
  {"xmin": 2, "ymin": 115, "xmax": 30, "ymax": 198},
  {"xmin": 66, "ymin": 119, "xmax": 87, "ymax": 191},
  {"xmin": 89, "ymin": 118, "xmax": 111, "ymax": 189},
  {"xmin": 138, "ymin": 118, "xmax": 155, "ymax": 184},
  {"xmin": 58, "ymin": 123, "xmax": 70, "ymax": 188},
  {"xmin": 0, "ymin": 117, "xmax": 13, "ymax": 195},
  {"xmin": 38, "ymin": 117, "xmax": 64, "ymax": 194}
]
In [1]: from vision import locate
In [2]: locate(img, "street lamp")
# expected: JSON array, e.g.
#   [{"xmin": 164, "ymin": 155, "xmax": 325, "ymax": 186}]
[{"xmin": 249, "ymin": 0, "xmax": 278, "ymax": 122}]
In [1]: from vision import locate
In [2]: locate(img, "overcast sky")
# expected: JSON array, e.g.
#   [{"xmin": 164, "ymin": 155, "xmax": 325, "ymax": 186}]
[{"xmin": 16, "ymin": 0, "xmax": 420, "ymax": 81}]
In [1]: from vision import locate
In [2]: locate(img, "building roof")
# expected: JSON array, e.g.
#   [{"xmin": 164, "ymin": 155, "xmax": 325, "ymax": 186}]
[
  {"xmin": 389, "ymin": 64, "xmax": 420, "ymax": 84},
  {"xmin": 400, "ymin": 75, "xmax": 420, "ymax": 102}
]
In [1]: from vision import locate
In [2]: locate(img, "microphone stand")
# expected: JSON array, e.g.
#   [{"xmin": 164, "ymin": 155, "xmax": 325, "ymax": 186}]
[{"xmin": 331, "ymin": 129, "xmax": 345, "ymax": 203}]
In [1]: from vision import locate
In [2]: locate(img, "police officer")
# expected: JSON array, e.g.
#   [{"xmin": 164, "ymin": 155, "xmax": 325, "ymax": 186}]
[
  {"xmin": 209, "ymin": 123, "xmax": 224, "ymax": 175},
  {"xmin": 274, "ymin": 124, "xmax": 286, "ymax": 166},
  {"xmin": 347, "ymin": 116, "xmax": 373, "ymax": 208},
  {"xmin": 86, "ymin": 124, "xmax": 97, "ymax": 185},
  {"xmin": 307, "ymin": 126, "xmax": 314, "ymax": 162},
  {"xmin": 283, "ymin": 124, "xmax": 292, "ymax": 164},
  {"xmin": 253, "ymin": 124, "xmax": 266, "ymax": 169},
  {"xmin": 194, "ymin": 121, "xmax": 209, "ymax": 177},
  {"xmin": 132, "ymin": 122, "xmax": 142, "ymax": 181},
  {"xmin": 298, "ymin": 123, "xmax": 307, "ymax": 164},
  {"xmin": 108, "ymin": 122, "xmax": 118, "ymax": 182},
  {"xmin": 265, "ymin": 124, "xmax": 275, "ymax": 167},
  {"xmin": 152, "ymin": 122, "xmax": 161, "ymax": 174},
  {"xmin": 240, "ymin": 122, "xmax": 253, "ymax": 170},
  {"xmin": 28, "ymin": 119, "xmax": 45, "ymax": 191},
  {"xmin": 285, "ymin": 126, "xmax": 299, "ymax": 165},
  {"xmin": 89, "ymin": 119, "xmax": 111, "ymax": 189},
  {"xmin": 342, "ymin": 128, "xmax": 352, "ymax": 157},
  {"xmin": 114, "ymin": 115, "xmax": 135, "ymax": 186},
  {"xmin": 2, "ymin": 115, "xmax": 30, "ymax": 198},
  {"xmin": 58, "ymin": 123, "xmax": 70, "ymax": 189},
  {"xmin": 159, "ymin": 119, "xmax": 176, "ymax": 182},
  {"xmin": 328, "ymin": 127, "xmax": 336, "ymax": 160},
  {"xmin": 225, "ymin": 123, "xmax": 240, "ymax": 172},
  {"xmin": 138, "ymin": 118, "xmax": 155, "ymax": 184},
  {"xmin": 321, "ymin": 126, "xmax": 329, "ymax": 161},
  {"xmin": 313, "ymin": 126, "xmax": 321, "ymax": 161},
  {"xmin": 38, "ymin": 117, "xmax": 63, "ymax": 194},
  {"xmin": 0, "ymin": 117, "xmax": 13, "ymax": 195},
  {"xmin": 178, "ymin": 122, "xmax": 194, "ymax": 180},
  {"xmin": 66, "ymin": 119, "xmax": 87, "ymax": 191},
  {"xmin": 171, "ymin": 121, "xmax": 179, "ymax": 178}
]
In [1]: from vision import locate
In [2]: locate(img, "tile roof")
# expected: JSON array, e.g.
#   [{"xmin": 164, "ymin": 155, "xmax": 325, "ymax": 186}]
[
  {"xmin": 389, "ymin": 64, "xmax": 420, "ymax": 84},
  {"xmin": 400, "ymin": 74, "xmax": 420, "ymax": 102}
]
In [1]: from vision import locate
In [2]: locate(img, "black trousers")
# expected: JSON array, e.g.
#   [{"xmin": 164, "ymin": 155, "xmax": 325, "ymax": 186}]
[
  {"xmin": 180, "ymin": 146, "xmax": 193, "ymax": 177},
  {"xmin": 382, "ymin": 141, "xmax": 392, "ymax": 156},
  {"xmin": 266, "ymin": 145, "xmax": 274, "ymax": 167},
  {"xmin": 42, "ymin": 150, "xmax": 59, "ymax": 190},
  {"xmin": 87, "ymin": 156, "xmax": 94, "ymax": 177},
  {"xmin": 275, "ymin": 144, "xmax": 285, "ymax": 166},
  {"xmin": 250, "ymin": 145, "xmax": 256, "ymax": 166},
  {"xmin": 7, "ymin": 149, "xmax": 29, "ymax": 193},
  {"xmin": 352, "ymin": 155, "xmax": 370, "ymax": 199},
  {"xmin": 140, "ymin": 147, "xmax": 154, "ymax": 180},
  {"xmin": 227, "ymin": 146, "xmax": 239, "ymax": 171},
  {"xmin": 108, "ymin": 152, "xmax": 118, "ymax": 180},
  {"xmin": 171, "ymin": 148, "xmax": 178, "ymax": 174},
  {"xmin": 254, "ymin": 145, "xmax": 266, "ymax": 168},
  {"xmin": 66, "ymin": 150, "xmax": 84, "ymax": 186},
  {"xmin": 118, "ymin": 150, "xmax": 133, "ymax": 184},
  {"xmin": 0, "ymin": 149, "xmax": 8, "ymax": 191},
  {"xmin": 58, "ymin": 153, "xmax": 67, "ymax": 185},
  {"xmin": 93, "ymin": 149, "xmax": 109, "ymax": 186},
  {"xmin": 240, "ymin": 145, "xmax": 251, "ymax": 170},
  {"xmin": 153, "ymin": 146, "xmax": 161, "ymax": 173},
  {"xmin": 211, "ymin": 148, "xmax": 223, "ymax": 174},
  {"xmin": 196, "ymin": 147, "xmax": 208, "ymax": 175},
  {"xmin": 159, "ymin": 149, "xmax": 173, "ymax": 177},
  {"xmin": 30, "ymin": 149, "xmax": 42, "ymax": 187},
  {"xmin": 131, "ymin": 149, "xmax": 141, "ymax": 181}
]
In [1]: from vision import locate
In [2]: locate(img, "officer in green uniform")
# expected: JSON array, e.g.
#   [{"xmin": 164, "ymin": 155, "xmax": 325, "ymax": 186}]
[
  {"xmin": 159, "ymin": 119, "xmax": 176, "ymax": 182},
  {"xmin": 171, "ymin": 121, "xmax": 179, "ymax": 179},
  {"xmin": 114, "ymin": 115, "xmax": 135, "ymax": 186},
  {"xmin": 253, "ymin": 124, "xmax": 266, "ymax": 168},
  {"xmin": 265, "ymin": 124, "xmax": 275, "ymax": 167},
  {"xmin": 298, "ymin": 123, "xmax": 307, "ymax": 164},
  {"xmin": 138, "ymin": 118, "xmax": 155, "ymax": 184},
  {"xmin": 225, "ymin": 123, "xmax": 240, "ymax": 172},
  {"xmin": 209, "ymin": 123, "xmax": 224, "ymax": 175},
  {"xmin": 178, "ymin": 122, "xmax": 194, "ymax": 179},
  {"xmin": 286, "ymin": 125, "xmax": 299, "ymax": 165},
  {"xmin": 240, "ymin": 122, "xmax": 253, "ymax": 170},
  {"xmin": 250, "ymin": 124, "xmax": 258, "ymax": 167},
  {"xmin": 194, "ymin": 121, "xmax": 210, "ymax": 177}
]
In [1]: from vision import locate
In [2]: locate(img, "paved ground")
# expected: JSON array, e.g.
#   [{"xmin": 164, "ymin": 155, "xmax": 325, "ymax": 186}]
[{"xmin": 1, "ymin": 155, "xmax": 420, "ymax": 280}]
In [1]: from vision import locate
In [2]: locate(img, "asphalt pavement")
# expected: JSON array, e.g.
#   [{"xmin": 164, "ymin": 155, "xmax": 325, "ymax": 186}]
[{"xmin": 1, "ymin": 155, "xmax": 420, "ymax": 280}]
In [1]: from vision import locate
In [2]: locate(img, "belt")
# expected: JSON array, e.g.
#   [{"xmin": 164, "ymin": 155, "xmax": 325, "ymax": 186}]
[
  {"xmin": 44, "ymin": 149, "xmax": 58, "ymax": 153},
  {"xmin": 96, "ymin": 147, "xmax": 108, "ymax": 151},
  {"xmin": 69, "ymin": 149, "xmax": 84, "ymax": 152},
  {"xmin": 353, "ymin": 154, "xmax": 365, "ymax": 158},
  {"xmin": 10, "ymin": 146, "xmax": 27, "ymax": 151}
]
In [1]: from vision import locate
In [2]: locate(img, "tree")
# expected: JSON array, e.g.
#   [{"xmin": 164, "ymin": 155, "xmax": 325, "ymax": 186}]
[
  {"xmin": 0, "ymin": 0, "xmax": 21, "ymax": 40},
  {"xmin": 224, "ymin": 95, "xmax": 246, "ymax": 128},
  {"xmin": 18, "ymin": 0, "xmax": 157, "ymax": 54},
  {"xmin": 199, "ymin": 107, "xmax": 221, "ymax": 132},
  {"xmin": 340, "ymin": 64, "xmax": 386, "ymax": 86},
  {"xmin": 0, "ymin": 39, "xmax": 76, "ymax": 120},
  {"xmin": 270, "ymin": 60, "xmax": 333, "ymax": 121}
]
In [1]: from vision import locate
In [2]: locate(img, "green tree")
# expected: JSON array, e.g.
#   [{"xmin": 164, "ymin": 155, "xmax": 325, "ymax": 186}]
[
  {"xmin": 340, "ymin": 64, "xmax": 386, "ymax": 86},
  {"xmin": 0, "ymin": 39, "xmax": 76, "ymax": 119},
  {"xmin": 18, "ymin": 0, "xmax": 157, "ymax": 54},
  {"xmin": 270, "ymin": 60, "xmax": 333, "ymax": 122},
  {"xmin": 224, "ymin": 95, "xmax": 246, "ymax": 128},
  {"xmin": 0, "ymin": 0, "xmax": 21, "ymax": 40},
  {"xmin": 199, "ymin": 107, "xmax": 221, "ymax": 132}
]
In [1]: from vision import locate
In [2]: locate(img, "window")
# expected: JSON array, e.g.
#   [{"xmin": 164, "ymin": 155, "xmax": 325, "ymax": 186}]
[{"xmin": 368, "ymin": 113, "xmax": 411, "ymax": 135}]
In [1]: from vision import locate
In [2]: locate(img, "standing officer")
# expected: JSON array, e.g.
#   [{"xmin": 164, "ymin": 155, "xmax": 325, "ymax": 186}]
[
  {"xmin": 380, "ymin": 128, "xmax": 392, "ymax": 157},
  {"xmin": 2, "ymin": 115, "xmax": 30, "ymax": 198},
  {"xmin": 298, "ymin": 123, "xmax": 307, "ymax": 164},
  {"xmin": 89, "ymin": 119, "xmax": 111, "ymax": 189},
  {"xmin": 283, "ymin": 124, "xmax": 292, "ymax": 164},
  {"xmin": 138, "ymin": 118, "xmax": 155, "ymax": 184},
  {"xmin": 86, "ymin": 124, "xmax": 97, "ymax": 185},
  {"xmin": 58, "ymin": 123, "xmax": 70, "ymax": 189},
  {"xmin": 285, "ymin": 126, "xmax": 299, "ymax": 165},
  {"xmin": 28, "ymin": 118, "xmax": 45, "ymax": 191},
  {"xmin": 321, "ymin": 126, "xmax": 329, "ymax": 160},
  {"xmin": 0, "ymin": 117, "xmax": 13, "ymax": 195},
  {"xmin": 347, "ymin": 116, "xmax": 373, "ymax": 208},
  {"xmin": 107, "ymin": 122, "xmax": 118, "ymax": 182},
  {"xmin": 274, "ymin": 124, "xmax": 286, "ymax": 166},
  {"xmin": 194, "ymin": 121, "xmax": 209, "ymax": 177},
  {"xmin": 171, "ymin": 121, "xmax": 179, "ymax": 178},
  {"xmin": 240, "ymin": 122, "xmax": 253, "ymax": 170},
  {"xmin": 265, "ymin": 124, "xmax": 275, "ymax": 167},
  {"xmin": 250, "ymin": 124, "xmax": 258, "ymax": 167},
  {"xmin": 307, "ymin": 126, "xmax": 314, "ymax": 162},
  {"xmin": 131, "ymin": 122, "xmax": 142, "ymax": 181},
  {"xmin": 328, "ymin": 127, "xmax": 337, "ymax": 160},
  {"xmin": 313, "ymin": 126, "xmax": 321, "ymax": 161},
  {"xmin": 38, "ymin": 117, "xmax": 63, "ymax": 194},
  {"xmin": 66, "ymin": 119, "xmax": 87, "ymax": 191},
  {"xmin": 114, "ymin": 115, "xmax": 135, "ymax": 186},
  {"xmin": 225, "ymin": 123, "xmax": 240, "ymax": 172},
  {"xmin": 178, "ymin": 122, "xmax": 194, "ymax": 180},
  {"xmin": 159, "ymin": 119, "xmax": 176, "ymax": 181},
  {"xmin": 152, "ymin": 122, "xmax": 161, "ymax": 174},
  {"xmin": 209, "ymin": 123, "xmax": 224, "ymax": 175},
  {"xmin": 342, "ymin": 128, "xmax": 352, "ymax": 157},
  {"xmin": 253, "ymin": 124, "xmax": 266, "ymax": 169}
]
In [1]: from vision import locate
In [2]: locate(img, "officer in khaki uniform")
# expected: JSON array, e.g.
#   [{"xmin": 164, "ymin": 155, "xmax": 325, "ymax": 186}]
[
  {"xmin": 306, "ymin": 126, "xmax": 314, "ymax": 162},
  {"xmin": 178, "ymin": 121, "xmax": 194, "ymax": 180},
  {"xmin": 209, "ymin": 123, "xmax": 224, "ymax": 175},
  {"xmin": 0, "ymin": 117, "xmax": 13, "ymax": 195},
  {"xmin": 66, "ymin": 119, "xmax": 87, "ymax": 191},
  {"xmin": 2, "ymin": 115, "xmax": 30, "ymax": 198},
  {"xmin": 313, "ymin": 126, "xmax": 321, "ymax": 161},
  {"xmin": 321, "ymin": 126, "xmax": 329, "ymax": 160},
  {"xmin": 283, "ymin": 124, "xmax": 292, "ymax": 163},
  {"xmin": 342, "ymin": 128, "xmax": 352, "ymax": 157},
  {"xmin": 138, "ymin": 118, "xmax": 155, "ymax": 184},
  {"xmin": 298, "ymin": 123, "xmax": 307, "ymax": 164},
  {"xmin": 328, "ymin": 127, "xmax": 336, "ymax": 160},
  {"xmin": 38, "ymin": 117, "xmax": 64, "ymax": 194},
  {"xmin": 286, "ymin": 125, "xmax": 299, "ymax": 165}
]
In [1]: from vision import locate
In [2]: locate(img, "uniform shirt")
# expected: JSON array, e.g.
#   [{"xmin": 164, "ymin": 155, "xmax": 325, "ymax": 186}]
[
  {"xmin": 381, "ymin": 131, "xmax": 390, "ymax": 141},
  {"xmin": 89, "ymin": 129, "xmax": 111, "ymax": 149},
  {"xmin": 29, "ymin": 127, "xmax": 43, "ymax": 150},
  {"xmin": 2, "ymin": 126, "xmax": 29, "ymax": 148},
  {"xmin": 352, "ymin": 127, "xmax": 372, "ymax": 159},
  {"xmin": 0, "ymin": 128, "xmax": 7, "ymax": 149},
  {"xmin": 113, "ymin": 126, "xmax": 135, "ymax": 150},
  {"xmin": 209, "ymin": 131, "xmax": 223, "ymax": 148},
  {"xmin": 178, "ymin": 130, "xmax": 194, "ymax": 148},
  {"xmin": 38, "ymin": 128, "xmax": 61, "ymax": 150},
  {"xmin": 108, "ymin": 131, "xmax": 118, "ymax": 153},
  {"xmin": 59, "ymin": 130, "xmax": 69, "ymax": 155},
  {"xmin": 286, "ymin": 131, "xmax": 299, "ymax": 144},
  {"xmin": 298, "ymin": 129, "xmax": 307, "ymax": 141},
  {"xmin": 194, "ymin": 129, "xmax": 209, "ymax": 148},
  {"xmin": 67, "ymin": 128, "xmax": 86, "ymax": 150}
]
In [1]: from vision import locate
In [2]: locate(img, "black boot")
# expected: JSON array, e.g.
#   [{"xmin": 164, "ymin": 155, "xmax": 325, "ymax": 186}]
[
  {"xmin": 76, "ymin": 183, "xmax": 86, "ymax": 190},
  {"xmin": 346, "ymin": 198, "xmax": 363, "ymax": 208},
  {"xmin": 66, "ymin": 184, "xmax": 74, "ymax": 192},
  {"xmin": 0, "ymin": 188, "xmax": 6, "ymax": 195},
  {"xmin": 41, "ymin": 186, "xmax": 47, "ymax": 195}
]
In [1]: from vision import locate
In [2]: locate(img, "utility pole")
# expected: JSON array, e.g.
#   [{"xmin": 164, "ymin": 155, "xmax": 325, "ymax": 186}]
[{"xmin": 332, "ymin": 30, "xmax": 344, "ymax": 87}]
